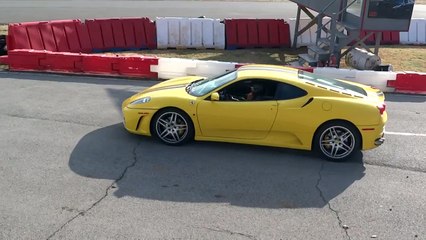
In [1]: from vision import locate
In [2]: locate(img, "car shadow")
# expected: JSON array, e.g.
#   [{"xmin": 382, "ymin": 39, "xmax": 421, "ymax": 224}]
[{"xmin": 69, "ymin": 123, "xmax": 365, "ymax": 209}]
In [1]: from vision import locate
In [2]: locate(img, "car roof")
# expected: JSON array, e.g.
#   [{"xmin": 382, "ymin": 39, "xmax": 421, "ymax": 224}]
[{"xmin": 237, "ymin": 64, "xmax": 299, "ymax": 82}]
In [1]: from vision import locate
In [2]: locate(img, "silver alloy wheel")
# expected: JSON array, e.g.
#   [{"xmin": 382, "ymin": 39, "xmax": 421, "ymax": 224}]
[
  {"xmin": 155, "ymin": 111, "xmax": 189, "ymax": 144},
  {"xmin": 319, "ymin": 126, "xmax": 356, "ymax": 159}
]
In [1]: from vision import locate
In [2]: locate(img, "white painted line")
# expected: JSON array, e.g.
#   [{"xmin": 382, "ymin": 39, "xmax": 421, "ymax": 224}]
[{"xmin": 385, "ymin": 131, "xmax": 426, "ymax": 137}]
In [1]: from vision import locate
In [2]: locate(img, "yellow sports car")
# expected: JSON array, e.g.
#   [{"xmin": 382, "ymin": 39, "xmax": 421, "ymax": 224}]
[{"xmin": 122, "ymin": 64, "xmax": 387, "ymax": 161}]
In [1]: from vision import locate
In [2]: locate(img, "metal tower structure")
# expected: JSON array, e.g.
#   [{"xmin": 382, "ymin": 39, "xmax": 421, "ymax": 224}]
[{"xmin": 290, "ymin": 0, "xmax": 415, "ymax": 67}]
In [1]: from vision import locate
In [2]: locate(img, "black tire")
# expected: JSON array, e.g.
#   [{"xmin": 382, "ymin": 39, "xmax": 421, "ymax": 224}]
[
  {"xmin": 313, "ymin": 121, "xmax": 361, "ymax": 162},
  {"xmin": 150, "ymin": 108, "xmax": 194, "ymax": 146}
]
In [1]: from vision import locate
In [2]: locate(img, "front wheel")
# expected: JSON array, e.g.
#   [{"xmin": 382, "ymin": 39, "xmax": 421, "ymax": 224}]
[
  {"xmin": 314, "ymin": 121, "xmax": 361, "ymax": 162},
  {"xmin": 151, "ymin": 108, "xmax": 194, "ymax": 146}
]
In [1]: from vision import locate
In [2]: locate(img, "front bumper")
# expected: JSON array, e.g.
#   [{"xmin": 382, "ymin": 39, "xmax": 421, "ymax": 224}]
[{"xmin": 122, "ymin": 106, "xmax": 156, "ymax": 136}]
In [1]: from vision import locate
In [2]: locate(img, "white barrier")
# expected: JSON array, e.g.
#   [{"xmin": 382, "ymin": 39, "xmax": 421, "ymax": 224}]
[
  {"xmin": 400, "ymin": 18, "xmax": 426, "ymax": 44},
  {"xmin": 288, "ymin": 17, "xmax": 329, "ymax": 47},
  {"xmin": 313, "ymin": 67, "xmax": 397, "ymax": 92},
  {"xmin": 151, "ymin": 58, "xmax": 236, "ymax": 79},
  {"xmin": 151, "ymin": 58, "xmax": 199, "ymax": 79},
  {"xmin": 187, "ymin": 60, "xmax": 237, "ymax": 78},
  {"xmin": 156, "ymin": 17, "xmax": 225, "ymax": 49}
]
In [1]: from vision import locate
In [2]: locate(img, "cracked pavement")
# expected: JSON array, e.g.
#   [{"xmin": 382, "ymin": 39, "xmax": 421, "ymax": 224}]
[{"xmin": 0, "ymin": 72, "xmax": 425, "ymax": 240}]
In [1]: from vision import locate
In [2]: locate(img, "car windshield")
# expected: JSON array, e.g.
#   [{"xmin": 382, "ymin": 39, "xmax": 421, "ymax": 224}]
[
  {"xmin": 188, "ymin": 70, "xmax": 238, "ymax": 96},
  {"xmin": 298, "ymin": 70, "xmax": 367, "ymax": 96}
]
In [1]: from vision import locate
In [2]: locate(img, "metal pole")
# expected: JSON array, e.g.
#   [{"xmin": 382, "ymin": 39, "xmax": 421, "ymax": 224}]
[
  {"xmin": 293, "ymin": 5, "xmax": 301, "ymax": 49},
  {"xmin": 374, "ymin": 32, "xmax": 382, "ymax": 55}
]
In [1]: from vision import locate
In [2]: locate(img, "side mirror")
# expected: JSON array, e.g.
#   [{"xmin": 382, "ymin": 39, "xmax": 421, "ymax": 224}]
[{"xmin": 211, "ymin": 92, "xmax": 220, "ymax": 101}]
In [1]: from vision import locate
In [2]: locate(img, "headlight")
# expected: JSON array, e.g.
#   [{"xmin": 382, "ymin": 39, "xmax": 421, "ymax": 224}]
[{"xmin": 130, "ymin": 97, "xmax": 151, "ymax": 105}]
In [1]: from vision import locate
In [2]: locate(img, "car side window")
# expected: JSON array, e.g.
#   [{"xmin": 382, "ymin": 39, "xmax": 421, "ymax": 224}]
[
  {"xmin": 218, "ymin": 79, "xmax": 277, "ymax": 101},
  {"xmin": 275, "ymin": 83, "xmax": 307, "ymax": 100}
]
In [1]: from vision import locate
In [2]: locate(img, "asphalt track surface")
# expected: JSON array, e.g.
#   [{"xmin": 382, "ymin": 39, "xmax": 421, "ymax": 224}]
[
  {"xmin": 0, "ymin": 0, "xmax": 425, "ymax": 23},
  {"xmin": 0, "ymin": 71, "xmax": 425, "ymax": 240},
  {"xmin": 0, "ymin": 1, "xmax": 425, "ymax": 239}
]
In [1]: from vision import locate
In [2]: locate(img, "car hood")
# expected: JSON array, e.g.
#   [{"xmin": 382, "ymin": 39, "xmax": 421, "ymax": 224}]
[
  {"xmin": 141, "ymin": 75, "xmax": 204, "ymax": 94},
  {"xmin": 122, "ymin": 76, "xmax": 203, "ymax": 108}
]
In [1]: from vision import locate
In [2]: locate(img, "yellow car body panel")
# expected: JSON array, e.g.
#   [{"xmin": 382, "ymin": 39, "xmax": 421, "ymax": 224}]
[{"xmin": 122, "ymin": 64, "xmax": 387, "ymax": 153}]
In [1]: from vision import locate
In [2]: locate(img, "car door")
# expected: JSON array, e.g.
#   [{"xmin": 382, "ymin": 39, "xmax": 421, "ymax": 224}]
[
  {"xmin": 269, "ymin": 82, "xmax": 312, "ymax": 146},
  {"xmin": 196, "ymin": 79, "xmax": 278, "ymax": 139}
]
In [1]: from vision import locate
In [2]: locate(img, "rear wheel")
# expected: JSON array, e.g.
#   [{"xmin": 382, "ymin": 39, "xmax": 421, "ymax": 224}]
[
  {"xmin": 151, "ymin": 108, "xmax": 194, "ymax": 146},
  {"xmin": 314, "ymin": 121, "xmax": 361, "ymax": 162}
]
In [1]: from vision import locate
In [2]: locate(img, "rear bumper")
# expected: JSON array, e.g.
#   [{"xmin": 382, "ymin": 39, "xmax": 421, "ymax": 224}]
[
  {"xmin": 360, "ymin": 125, "xmax": 386, "ymax": 150},
  {"xmin": 374, "ymin": 135, "xmax": 385, "ymax": 146}
]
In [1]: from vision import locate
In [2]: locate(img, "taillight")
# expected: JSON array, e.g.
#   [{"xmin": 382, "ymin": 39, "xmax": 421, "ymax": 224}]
[{"xmin": 377, "ymin": 103, "xmax": 386, "ymax": 115}]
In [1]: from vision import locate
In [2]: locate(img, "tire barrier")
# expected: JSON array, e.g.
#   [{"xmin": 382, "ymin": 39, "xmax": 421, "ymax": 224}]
[
  {"xmin": 225, "ymin": 19, "xmax": 291, "ymax": 49},
  {"xmin": 388, "ymin": 72, "xmax": 426, "ymax": 94},
  {"xmin": 6, "ymin": 49, "xmax": 158, "ymax": 78},
  {"xmin": 400, "ymin": 18, "xmax": 426, "ymax": 45},
  {"xmin": 156, "ymin": 17, "xmax": 225, "ymax": 49}
]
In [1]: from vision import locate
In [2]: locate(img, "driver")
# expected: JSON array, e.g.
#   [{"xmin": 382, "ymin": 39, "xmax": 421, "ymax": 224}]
[{"xmin": 246, "ymin": 84, "xmax": 263, "ymax": 100}]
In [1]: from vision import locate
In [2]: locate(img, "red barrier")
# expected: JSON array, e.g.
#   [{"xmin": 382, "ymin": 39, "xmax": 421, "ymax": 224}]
[
  {"xmin": 39, "ymin": 22, "xmax": 57, "ymax": 52},
  {"xmin": 81, "ymin": 54, "xmax": 120, "ymax": 74},
  {"xmin": 0, "ymin": 55, "xmax": 8, "ymax": 65},
  {"xmin": 117, "ymin": 56, "xmax": 158, "ymax": 78},
  {"xmin": 360, "ymin": 31, "xmax": 400, "ymax": 45},
  {"xmin": 86, "ymin": 19, "xmax": 104, "ymax": 51},
  {"xmin": 6, "ymin": 50, "xmax": 159, "ymax": 79},
  {"xmin": 225, "ymin": 19, "xmax": 291, "ymax": 49},
  {"xmin": 82, "ymin": 18, "xmax": 156, "ymax": 51},
  {"xmin": 292, "ymin": 66, "xmax": 314, "ymax": 73},
  {"xmin": 51, "ymin": 22, "xmax": 70, "ymax": 52},
  {"xmin": 122, "ymin": 19, "xmax": 137, "ymax": 49},
  {"xmin": 8, "ymin": 24, "xmax": 31, "ymax": 50},
  {"xmin": 8, "ymin": 18, "xmax": 157, "ymax": 53},
  {"xmin": 40, "ymin": 52, "xmax": 84, "ymax": 72},
  {"xmin": 111, "ymin": 19, "xmax": 126, "ymax": 49},
  {"xmin": 75, "ymin": 22, "xmax": 93, "ymax": 53},
  {"xmin": 133, "ymin": 18, "xmax": 157, "ymax": 49},
  {"xmin": 8, "ymin": 20, "xmax": 93, "ymax": 53},
  {"xmin": 98, "ymin": 19, "xmax": 115, "ymax": 50},
  {"xmin": 7, "ymin": 49, "xmax": 47, "ymax": 71},
  {"xmin": 26, "ymin": 24, "xmax": 44, "ymax": 50},
  {"xmin": 389, "ymin": 72, "xmax": 426, "ymax": 94},
  {"xmin": 61, "ymin": 21, "xmax": 81, "ymax": 52}
]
